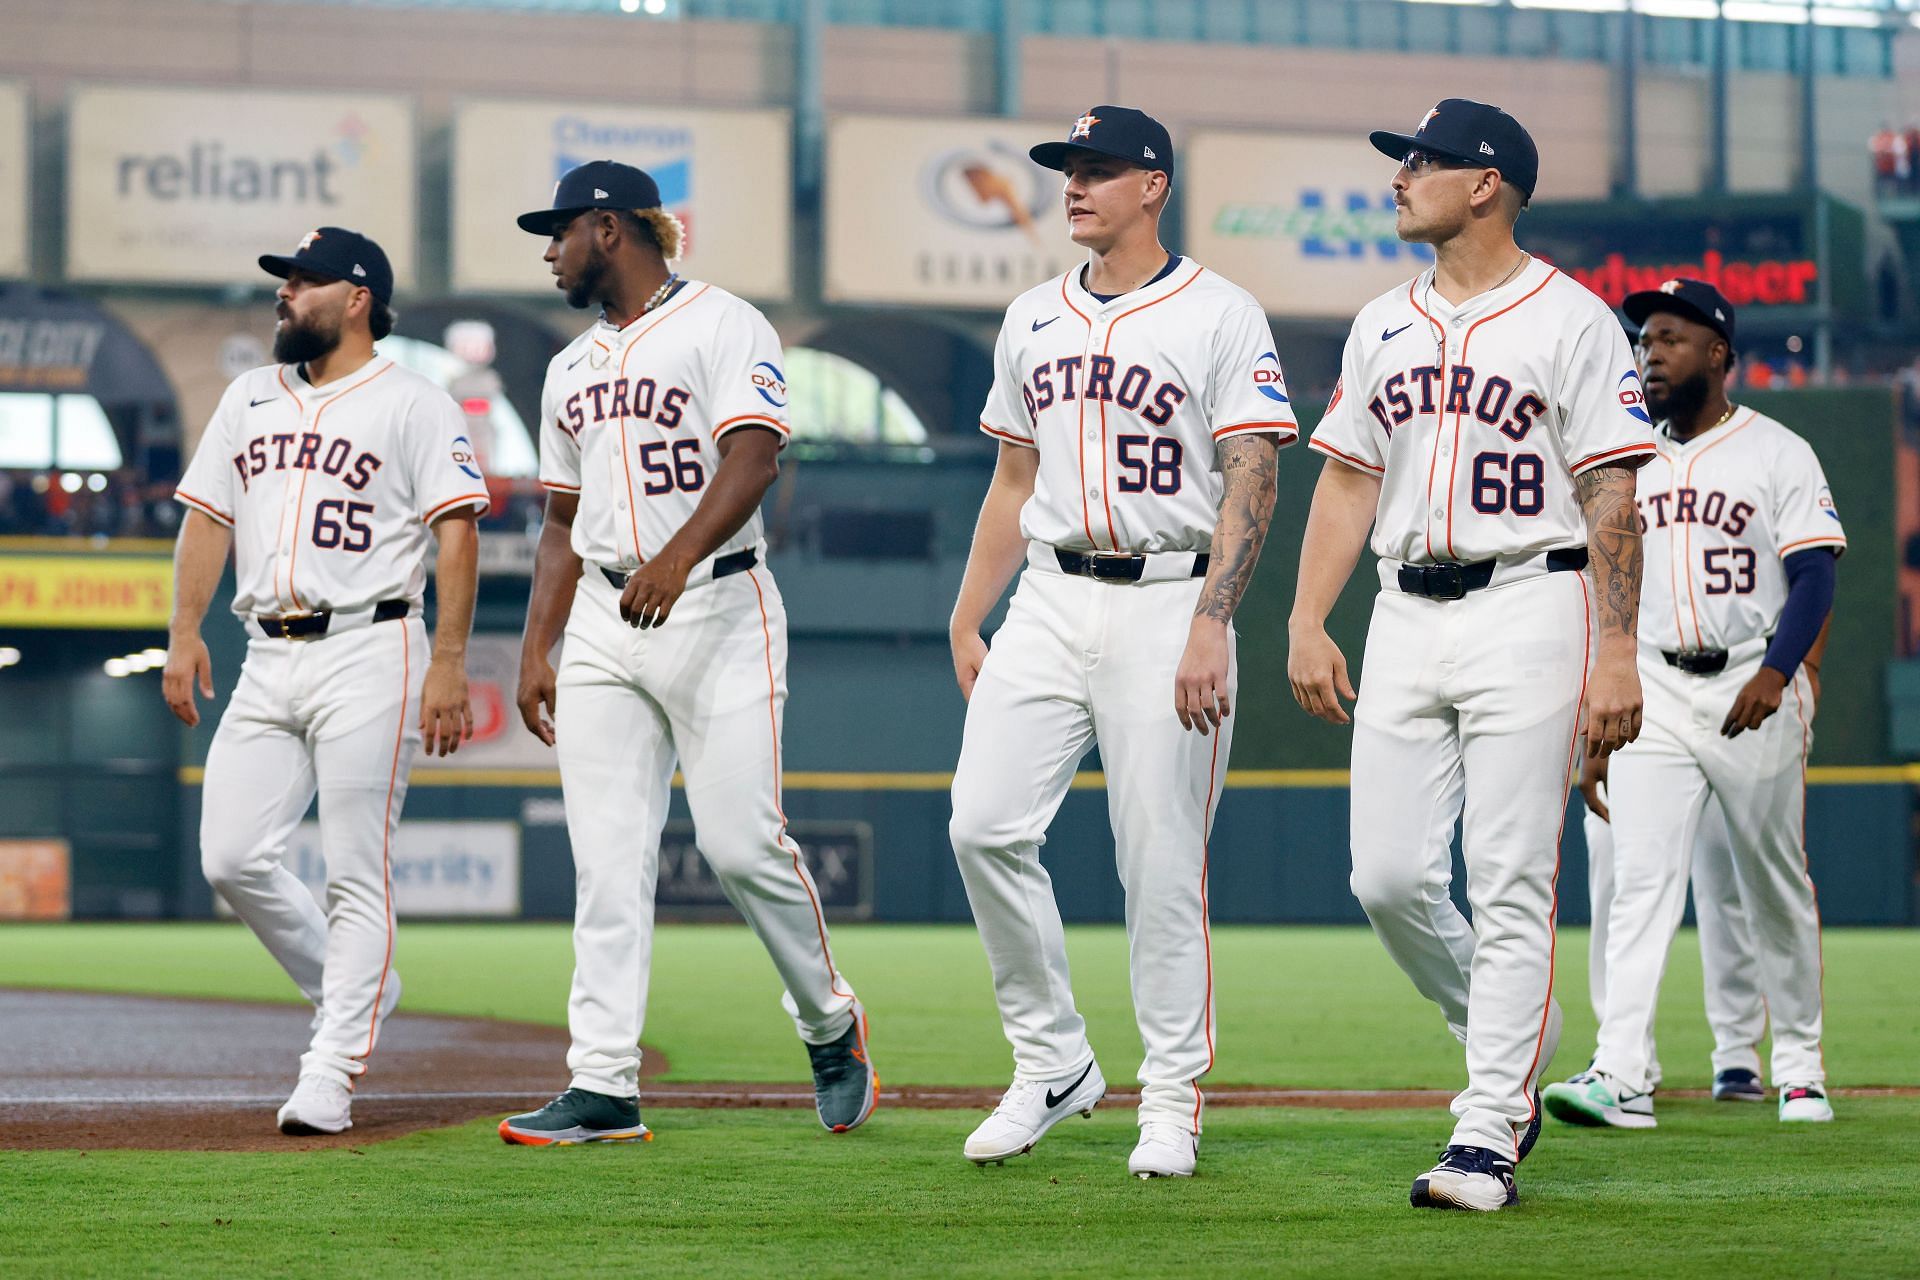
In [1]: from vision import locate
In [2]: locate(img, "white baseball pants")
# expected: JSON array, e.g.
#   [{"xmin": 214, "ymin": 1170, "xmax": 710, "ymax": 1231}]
[
  {"xmin": 1592, "ymin": 651, "xmax": 1824, "ymax": 1094},
  {"xmin": 950, "ymin": 559, "xmax": 1231, "ymax": 1133},
  {"xmin": 1584, "ymin": 799, "xmax": 1767, "ymax": 1085},
  {"xmin": 200, "ymin": 615, "xmax": 422, "ymax": 1086},
  {"xmin": 1348, "ymin": 570, "xmax": 1589, "ymax": 1157},
  {"xmin": 554, "ymin": 565, "xmax": 857, "ymax": 1098}
]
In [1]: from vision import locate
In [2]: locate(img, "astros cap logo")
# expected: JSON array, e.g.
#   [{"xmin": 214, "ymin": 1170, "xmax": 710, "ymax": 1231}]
[
  {"xmin": 1417, "ymin": 106, "xmax": 1440, "ymax": 133},
  {"xmin": 297, "ymin": 229, "xmax": 322, "ymax": 252},
  {"xmin": 1070, "ymin": 112, "xmax": 1100, "ymax": 140},
  {"xmin": 1660, "ymin": 278, "xmax": 1682, "ymax": 294}
]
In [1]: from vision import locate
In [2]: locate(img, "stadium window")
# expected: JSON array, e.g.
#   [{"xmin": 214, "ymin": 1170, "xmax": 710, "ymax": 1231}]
[
  {"xmin": 0, "ymin": 393, "xmax": 125, "ymax": 470},
  {"xmin": 378, "ymin": 329, "xmax": 540, "ymax": 478},
  {"xmin": 785, "ymin": 347, "xmax": 929, "ymax": 446}
]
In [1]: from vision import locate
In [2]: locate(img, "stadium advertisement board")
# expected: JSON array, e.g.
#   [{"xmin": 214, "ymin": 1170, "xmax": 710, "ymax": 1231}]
[
  {"xmin": 0, "ymin": 554, "xmax": 172, "ymax": 628},
  {"xmin": 449, "ymin": 99, "xmax": 792, "ymax": 301},
  {"xmin": 212, "ymin": 821, "xmax": 522, "ymax": 919},
  {"xmin": 0, "ymin": 82, "xmax": 26, "ymax": 280},
  {"xmin": 824, "ymin": 114, "xmax": 1082, "ymax": 308},
  {"xmin": 65, "ymin": 85, "xmax": 416, "ymax": 289}
]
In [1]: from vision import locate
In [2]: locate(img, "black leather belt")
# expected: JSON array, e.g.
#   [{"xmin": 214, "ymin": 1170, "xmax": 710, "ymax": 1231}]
[
  {"xmin": 1663, "ymin": 649, "xmax": 1728, "ymax": 675},
  {"xmin": 1054, "ymin": 548, "xmax": 1208, "ymax": 583},
  {"xmin": 1396, "ymin": 548, "xmax": 1588, "ymax": 600},
  {"xmin": 601, "ymin": 547, "xmax": 757, "ymax": 591},
  {"xmin": 256, "ymin": 598, "xmax": 408, "ymax": 640}
]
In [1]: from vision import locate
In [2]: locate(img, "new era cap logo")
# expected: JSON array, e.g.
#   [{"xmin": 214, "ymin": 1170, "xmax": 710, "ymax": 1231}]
[
  {"xmin": 1071, "ymin": 113, "xmax": 1100, "ymax": 140},
  {"xmin": 1479, "ymin": 141, "xmax": 1495, "ymax": 156},
  {"xmin": 1143, "ymin": 145, "xmax": 1156, "ymax": 159},
  {"xmin": 352, "ymin": 264, "xmax": 366, "ymax": 277},
  {"xmin": 593, "ymin": 187, "xmax": 610, "ymax": 199}
]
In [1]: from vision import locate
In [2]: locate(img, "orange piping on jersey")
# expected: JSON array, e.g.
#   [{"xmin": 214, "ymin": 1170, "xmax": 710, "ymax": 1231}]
[
  {"xmin": 1406, "ymin": 280, "xmax": 1448, "ymax": 561},
  {"xmin": 174, "ymin": 489, "xmax": 234, "ymax": 526},
  {"xmin": 1098, "ymin": 265, "xmax": 1204, "ymax": 550},
  {"xmin": 1211, "ymin": 420, "xmax": 1298, "ymax": 441},
  {"xmin": 1677, "ymin": 409, "xmax": 1760, "ymax": 650},
  {"xmin": 1058, "ymin": 275, "xmax": 1099, "ymax": 550},
  {"xmin": 712, "ymin": 414, "xmax": 786, "ymax": 442},
  {"xmin": 1197, "ymin": 724, "xmax": 1222, "ymax": 1118},
  {"xmin": 613, "ymin": 284, "xmax": 714, "ymax": 563},
  {"xmin": 358, "ymin": 619, "xmax": 408, "ymax": 1070},
  {"xmin": 1651, "ymin": 440, "xmax": 1690, "ymax": 654},
  {"xmin": 979, "ymin": 421, "xmax": 1037, "ymax": 448},
  {"xmin": 1307, "ymin": 438, "xmax": 1386, "ymax": 476},
  {"xmin": 1515, "ymin": 570, "xmax": 1590, "ymax": 1161},
  {"xmin": 1570, "ymin": 441, "xmax": 1657, "ymax": 472},
  {"xmin": 283, "ymin": 360, "xmax": 396, "ymax": 612},
  {"xmin": 424, "ymin": 492, "xmax": 489, "ymax": 524},
  {"xmin": 1789, "ymin": 666, "xmax": 1826, "ymax": 1079},
  {"xmin": 1778, "ymin": 535, "xmax": 1846, "ymax": 555},
  {"xmin": 747, "ymin": 568, "xmax": 855, "ymax": 1003},
  {"xmin": 1445, "ymin": 269, "xmax": 1559, "ymax": 560},
  {"xmin": 540, "ymin": 480, "xmax": 582, "ymax": 493}
]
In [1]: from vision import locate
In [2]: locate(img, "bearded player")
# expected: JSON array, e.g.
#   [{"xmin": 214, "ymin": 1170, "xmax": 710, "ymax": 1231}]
[{"xmin": 949, "ymin": 107, "xmax": 1292, "ymax": 1180}]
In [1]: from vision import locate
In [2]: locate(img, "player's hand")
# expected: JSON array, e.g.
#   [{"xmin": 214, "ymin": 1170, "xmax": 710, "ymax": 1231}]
[
  {"xmin": 620, "ymin": 557, "xmax": 691, "ymax": 629},
  {"xmin": 517, "ymin": 653, "xmax": 558, "ymax": 747},
  {"xmin": 420, "ymin": 657, "xmax": 473, "ymax": 758},
  {"xmin": 1174, "ymin": 618, "xmax": 1232, "ymax": 735},
  {"xmin": 1584, "ymin": 649, "xmax": 1643, "ymax": 758},
  {"xmin": 1721, "ymin": 665, "xmax": 1788, "ymax": 738},
  {"xmin": 1287, "ymin": 622, "xmax": 1356, "ymax": 725},
  {"xmin": 1578, "ymin": 752, "xmax": 1611, "ymax": 823},
  {"xmin": 951, "ymin": 627, "xmax": 989, "ymax": 701},
  {"xmin": 162, "ymin": 632, "xmax": 214, "ymax": 728}
]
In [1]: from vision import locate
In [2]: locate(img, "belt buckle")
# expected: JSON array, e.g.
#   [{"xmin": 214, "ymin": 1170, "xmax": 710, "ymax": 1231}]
[
  {"xmin": 272, "ymin": 611, "xmax": 317, "ymax": 641},
  {"xmin": 1425, "ymin": 563, "xmax": 1467, "ymax": 601},
  {"xmin": 1086, "ymin": 551, "xmax": 1141, "ymax": 582}
]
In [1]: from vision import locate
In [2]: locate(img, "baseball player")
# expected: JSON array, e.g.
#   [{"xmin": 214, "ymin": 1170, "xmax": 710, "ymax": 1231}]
[
  {"xmin": 499, "ymin": 161, "xmax": 874, "ymax": 1145},
  {"xmin": 948, "ymin": 107, "xmax": 1292, "ymax": 1179},
  {"xmin": 1289, "ymin": 99, "xmax": 1655, "ymax": 1211},
  {"xmin": 1546, "ymin": 280, "xmax": 1841, "ymax": 1129},
  {"xmin": 163, "ymin": 227, "xmax": 486, "ymax": 1135}
]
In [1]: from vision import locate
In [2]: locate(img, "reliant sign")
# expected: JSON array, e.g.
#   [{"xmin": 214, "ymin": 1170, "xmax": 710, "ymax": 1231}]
[{"xmin": 66, "ymin": 85, "xmax": 415, "ymax": 288}]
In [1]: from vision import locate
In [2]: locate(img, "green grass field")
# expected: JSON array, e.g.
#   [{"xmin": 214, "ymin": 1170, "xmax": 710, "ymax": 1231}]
[{"xmin": 3, "ymin": 923, "xmax": 1918, "ymax": 1277}]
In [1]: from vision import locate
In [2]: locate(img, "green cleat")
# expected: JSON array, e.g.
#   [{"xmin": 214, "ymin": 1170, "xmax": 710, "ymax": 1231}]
[
  {"xmin": 807, "ymin": 1007, "xmax": 878, "ymax": 1133},
  {"xmin": 498, "ymin": 1088, "xmax": 652, "ymax": 1146},
  {"xmin": 1543, "ymin": 1069, "xmax": 1656, "ymax": 1129}
]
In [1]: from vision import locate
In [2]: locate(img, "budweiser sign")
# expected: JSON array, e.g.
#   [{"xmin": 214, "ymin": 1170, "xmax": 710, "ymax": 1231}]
[{"xmin": 1559, "ymin": 249, "xmax": 1818, "ymax": 309}]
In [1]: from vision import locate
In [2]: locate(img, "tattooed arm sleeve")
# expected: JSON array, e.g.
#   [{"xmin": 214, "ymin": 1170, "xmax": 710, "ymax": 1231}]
[
  {"xmin": 1195, "ymin": 433, "xmax": 1281, "ymax": 625},
  {"xmin": 1576, "ymin": 462, "xmax": 1644, "ymax": 646}
]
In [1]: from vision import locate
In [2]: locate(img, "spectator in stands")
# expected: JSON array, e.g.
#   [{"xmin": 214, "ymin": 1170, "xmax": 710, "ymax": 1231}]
[
  {"xmin": 1906, "ymin": 123, "xmax": 1920, "ymax": 196},
  {"xmin": 1873, "ymin": 123, "xmax": 1900, "ymax": 197}
]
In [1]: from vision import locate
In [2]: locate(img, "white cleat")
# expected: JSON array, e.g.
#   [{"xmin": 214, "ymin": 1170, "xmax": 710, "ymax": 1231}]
[
  {"xmin": 964, "ymin": 1060, "xmax": 1107, "ymax": 1166},
  {"xmin": 1128, "ymin": 1122, "xmax": 1197, "ymax": 1179},
  {"xmin": 277, "ymin": 1074, "xmax": 353, "ymax": 1136},
  {"xmin": 1778, "ymin": 1084, "xmax": 1834, "ymax": 1123}
]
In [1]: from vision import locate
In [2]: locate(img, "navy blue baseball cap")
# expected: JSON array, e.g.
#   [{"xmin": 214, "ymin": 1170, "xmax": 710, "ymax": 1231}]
[
  {"xmin": 1624, "ymin": 277, "xmax": 1738, "ymax": 356},
  {"xmin": 258, "ymin": 227, "xmax": 394, "ymax": 305},
  {"xmin": 1030, "ymin": 106, "xmax": 1174, "ymax": 178},
  {"xmin": 1369, "ymin": 98, "xmax": 1539, "ymax": 201},
  {"xmin": 517, "ymin": 160, "xmax": 663, "ymax": 235}
]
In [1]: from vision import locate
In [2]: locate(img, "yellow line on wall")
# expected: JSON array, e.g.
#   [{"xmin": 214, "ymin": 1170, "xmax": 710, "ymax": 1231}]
[{"xmin": 177, "ymin": 765, "xmax": 1919, "ymax": 789}]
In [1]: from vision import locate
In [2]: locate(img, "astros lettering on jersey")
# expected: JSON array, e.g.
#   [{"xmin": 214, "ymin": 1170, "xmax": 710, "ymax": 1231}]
[
  {"xmin": 538, "ymin": 282, "xmax": 787, "ymax": 571},
  {"xmin": 979, "ymin": 256, "xmax": 1297, "ymax": 551},
  {"xmin": 1312, "ymin": 258, "xmax": 1655, "ymax": 563},
  {"xmin": 1635, "ymin": 406, "xmax": 1846, "ymax": 653},
  {"xmin": 175, "ymin": 356, "xmax": 491, "ymax": 615}
]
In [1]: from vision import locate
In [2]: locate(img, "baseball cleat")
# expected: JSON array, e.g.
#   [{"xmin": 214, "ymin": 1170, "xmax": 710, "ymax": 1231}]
[
  {"xmin": 1515, "ymin": 1086, "xmax": 1544, "ymax": 1163},
  {"xmin": 1543, "ymin": 1069, "xmax": 1656, "ymax": 1129},
  {"xmin": 1128, "ymin": 1122, "xmax": 1197, "ymax": 1179},
  {"xmin": 498, "ymin": 1088, "xmax": 652, "ymax": 1146},
  {"xmin": 1411, "ymin": 1145, "xmax": 1518, "ymax": 1212},
  {"xmin": 1778, "ymin": 1084, "xmax": 1834, "ymax": 1123},
  {"xmin": 808, "ymin": 1006, "xmax": 879, "ymax": 1133},
  {"xmin": 277, "ymin": 1074, "xmax": 353, "ymax": 1136},
  {"xmin": 964, "ymin": 1060, "xmax": 1107, "ymax": 1166},
  {"xmin": 1712, "ymin": 1068, "xmax": 1767, "ymax": 1102}
]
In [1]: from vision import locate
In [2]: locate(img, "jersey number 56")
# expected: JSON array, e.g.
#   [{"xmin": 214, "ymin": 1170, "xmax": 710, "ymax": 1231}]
[{"xmin": 638, "ymin": 439, "xmax": 706, "ymax": 496}]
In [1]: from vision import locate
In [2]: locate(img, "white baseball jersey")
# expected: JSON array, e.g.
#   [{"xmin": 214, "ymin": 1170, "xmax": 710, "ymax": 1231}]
[
  {"xmin": 175, "ymin": 356, "xmax": 491, "ymax": 618},
  {"xmin": 1311, "ymin": 259, "xmax": 1656, "ymax": 564},
  {"xmin": 1636, "ymin": 407, "xmax": 1845, "ymax": 653},
  {"xmin": 978, "ymin": 257, "xmax": 1298, "ymax": 554},
  {"xmin": 539, "ymin": 281, "xmax": 788, "ymax": 570}
]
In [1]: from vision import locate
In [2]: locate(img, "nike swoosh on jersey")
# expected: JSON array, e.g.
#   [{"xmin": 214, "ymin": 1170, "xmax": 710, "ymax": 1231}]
[
  {"xmin": 1032, "ymin": 317, "xmax": 1059, "ymax": 331},
  {"xmin": 248, "ymin": 397, "xmax": 277, "ymax": 408},
  {"xmin": 567, "ymin": 353, "xmax": 589, "ymax": 370},
  {"xmin": 1381, "ymin": 323, "xmax": 1414, "ymax": 342}
]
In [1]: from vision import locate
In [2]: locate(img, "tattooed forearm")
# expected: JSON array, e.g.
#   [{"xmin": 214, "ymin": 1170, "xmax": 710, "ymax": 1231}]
[
  {"xmin": 1576, "ymin": 462, "xmax": 1643, "ymax": 643},
  {"xmin": 1195, "ymin": 434, "xmax": 1281, "ymax": 624}
]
